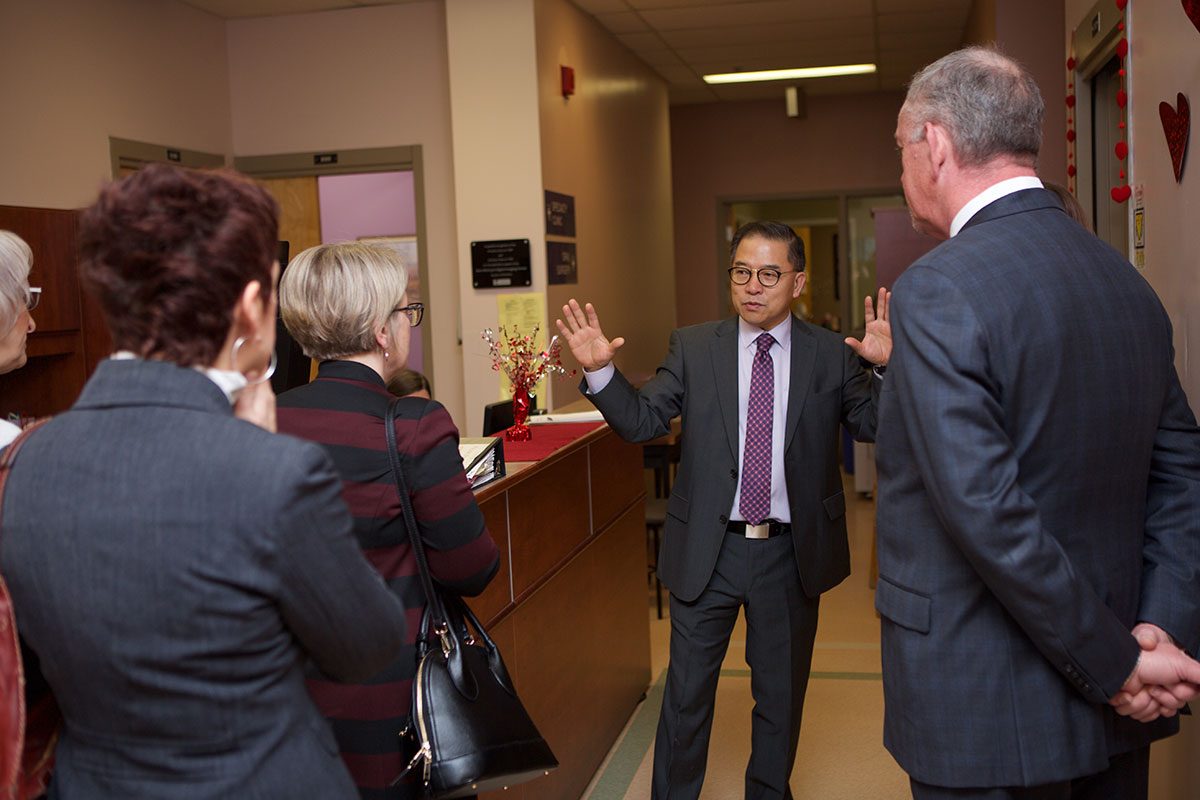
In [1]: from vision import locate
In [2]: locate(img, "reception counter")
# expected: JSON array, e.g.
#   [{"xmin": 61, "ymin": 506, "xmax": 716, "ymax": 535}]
[{"xmin": 466, "ymin": 423, "xmax": 651, "ymax": 800}]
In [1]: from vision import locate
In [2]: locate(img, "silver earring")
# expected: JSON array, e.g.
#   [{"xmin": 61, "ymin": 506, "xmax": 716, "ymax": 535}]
[{"xmin": 231, "ymin": 336, "xmax": 277, "ymax": 386}]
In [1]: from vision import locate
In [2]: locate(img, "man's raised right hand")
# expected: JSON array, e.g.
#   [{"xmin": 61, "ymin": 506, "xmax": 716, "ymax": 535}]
[{"xmin": 555, "ymin": 299, "xmax": 625, "ymax": 372}]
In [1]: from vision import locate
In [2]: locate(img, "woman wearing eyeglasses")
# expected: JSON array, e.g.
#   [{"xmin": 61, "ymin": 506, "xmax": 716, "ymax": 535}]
[
  {"xmin": 276, "ymin": 242, "xmax": 499, "ymax": 799},
  {"xmin": 0, "ymin": 231, "xmax": 39, "ymax": 445},
  {"xmin": 0, "ymin": 166, "xmax": 410, "ymax": 799}
]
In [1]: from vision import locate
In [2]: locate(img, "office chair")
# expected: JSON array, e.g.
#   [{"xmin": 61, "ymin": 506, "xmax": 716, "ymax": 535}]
[{"xmin": 481, "ymin": 399, "xmax": 514, "ymax": 436}]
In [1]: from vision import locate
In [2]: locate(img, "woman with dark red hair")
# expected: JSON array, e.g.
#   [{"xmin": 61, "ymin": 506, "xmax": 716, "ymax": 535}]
[{"xmin": 0, "ymin": 164, "xmax": 408, "ymax": 799}]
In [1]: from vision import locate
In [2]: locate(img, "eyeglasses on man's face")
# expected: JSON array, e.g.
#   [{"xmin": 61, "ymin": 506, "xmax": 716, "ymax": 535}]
[
  {"xmin": 393, "ymin": 302, "xmax": 424, "ymax": 327},
  {"xmin": 25, "ymin": 286, "xmax": 41, "ymax": 311},
  {"xmin": 728, "ymin": 267, "xmax": 794, "ymax": 288}
]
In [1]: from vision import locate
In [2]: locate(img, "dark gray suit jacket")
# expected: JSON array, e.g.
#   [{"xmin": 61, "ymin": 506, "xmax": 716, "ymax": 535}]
[
  {"xmin": 876, "ymin": 188, "xmax": 1200, "ymax": 788},
  {"xmin": 0, "ymin": 359, "xmax": 408, "ymax": 799},
  {"xmin": 587, "ymin": 315, "xmax": 878, "ymax": 603}
]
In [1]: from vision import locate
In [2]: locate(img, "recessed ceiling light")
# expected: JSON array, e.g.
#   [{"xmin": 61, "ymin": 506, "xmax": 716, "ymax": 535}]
[{"xmin": 703, "ymin": 64, "xmax": 877, "ymax": 84}]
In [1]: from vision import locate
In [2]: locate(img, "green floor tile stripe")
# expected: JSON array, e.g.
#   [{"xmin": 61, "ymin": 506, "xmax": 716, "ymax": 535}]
[
  {"xmin": 586, "ymin": 666, "xmax": 883, "ymax": 798},
  {"xmin": 586, "ymin": 669, "xmax": 668, "ymax": 800}
]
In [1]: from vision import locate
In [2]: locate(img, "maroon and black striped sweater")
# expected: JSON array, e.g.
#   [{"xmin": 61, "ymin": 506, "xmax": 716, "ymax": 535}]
[{"xmin": 278, "ymin": 360, "xmax": 499, "ymax": 799}]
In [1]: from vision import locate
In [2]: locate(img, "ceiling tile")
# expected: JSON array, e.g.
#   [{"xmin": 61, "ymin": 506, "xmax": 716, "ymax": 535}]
[
  {"xmin": 677, "ymin": 36, "xmax": 876, "ymax": 66},
  {"xmin": 570, "ymin": 0, "xmax": 631, "ymax": 13},
  {"xmin": 877, "ymin": 26, "xmax": 963, "ymax": 50},
  {"xmin": 669, "ymin": 84, "xmax": 724, "ymax": 105},
  {"xmin": 877, "ymin": 8, "xmax": 971, "ymax": 34},
  {"xmin": 654, "ymin": 64, "xmax": 702, "ymax": 82},
  {"xmin": 638, "ymin": 49, "xmax": 691, "ymax": 68},
  {"xmin": 594, "ymin": 10, "xmax": 652, "ymax": 33},
  {"xmin": 874, "ymin": 0, "xmax": 972, "ymax": 13},
  {"xmin": 658, "ymin": 17, "xmax": 873, "ymax": 48},
  {"xmin": 616, "ymin": 31, "xmax": 669, "ymax": 50},
  {"xmin": 640, "ymin": 0, "xmax": 873, "ymax": 31}
]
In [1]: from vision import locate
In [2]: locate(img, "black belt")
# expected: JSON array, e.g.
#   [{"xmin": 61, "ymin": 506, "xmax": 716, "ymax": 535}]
[{"xmin": 726, "ymin": 520, "xmax": 791, "ymax": 539}]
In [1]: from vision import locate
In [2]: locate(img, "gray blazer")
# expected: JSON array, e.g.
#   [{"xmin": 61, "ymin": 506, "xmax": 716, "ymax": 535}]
[
  {"xmin": 0, "ymin": 359, "xmax": 408, "ymax": 799},
  {"xmin": 587, "ymin": 315, "xmax": 878, "ymax": 602},
  {"xmin": 876, "ymin": 188, "xmax": 1200, "ymax": 788}
]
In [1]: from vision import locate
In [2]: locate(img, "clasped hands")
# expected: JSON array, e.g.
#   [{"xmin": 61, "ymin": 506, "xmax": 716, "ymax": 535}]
[{"xmin": 1110, "ymin": 622, "xmax": 1200, "ymax": 722}]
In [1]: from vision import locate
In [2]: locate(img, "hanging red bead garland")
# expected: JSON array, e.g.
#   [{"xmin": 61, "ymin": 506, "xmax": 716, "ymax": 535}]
[
  {"xmin": 1111, "ymin": 0, "xmax": 1131, "ymax": 204},
  {"xmin": 1066, "ymin": 54, "xmax": 1078, "ymax": 190}
]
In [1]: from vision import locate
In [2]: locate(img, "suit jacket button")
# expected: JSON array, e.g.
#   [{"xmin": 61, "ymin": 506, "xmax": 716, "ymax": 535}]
[{"xmin": 719, "ymin": 514, "xmax": 728, "ymax": 524}]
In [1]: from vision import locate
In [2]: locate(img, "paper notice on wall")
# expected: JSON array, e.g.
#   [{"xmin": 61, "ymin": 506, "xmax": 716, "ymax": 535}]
[
  {"xmin": 495, "ymin": 292, "xmax": 548, "ymax": 402},
  {"xmin": 1133, "ymin": 185, "xmax": 1145, "ymax": 271}
]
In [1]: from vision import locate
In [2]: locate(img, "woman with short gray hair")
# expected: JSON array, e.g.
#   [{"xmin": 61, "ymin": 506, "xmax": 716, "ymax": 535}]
[
  {"xmin": 0, "ymin": 230, "xmax": 39, "ymax": 445},
  {"xmin": 277, "ymin": 241, "xmax": 498, "ymax": 798}
]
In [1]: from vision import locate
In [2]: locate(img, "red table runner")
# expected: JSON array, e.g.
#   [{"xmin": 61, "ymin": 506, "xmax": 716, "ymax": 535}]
[{"xmin": 492, "ymin": 421, "xmax": 605, "ymax": 462}]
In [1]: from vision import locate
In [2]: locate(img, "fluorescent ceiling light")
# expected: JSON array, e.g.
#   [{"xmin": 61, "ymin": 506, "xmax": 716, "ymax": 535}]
[{"xmin": 703, "ymin": 64, "xmax": 876, "ymax": 84}]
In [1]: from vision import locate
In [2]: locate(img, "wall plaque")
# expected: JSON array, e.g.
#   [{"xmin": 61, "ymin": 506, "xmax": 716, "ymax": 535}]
[
  {"xmin": 544, "ymin": 190, "xmax": 576, "ymax": 237},
  {"xmin": 471, "ymin": 239, "xmax": 532, "ymax": 288},
  {"xmin": 547, "ymin": 241, "xmax": 578, "ymax": 285}
]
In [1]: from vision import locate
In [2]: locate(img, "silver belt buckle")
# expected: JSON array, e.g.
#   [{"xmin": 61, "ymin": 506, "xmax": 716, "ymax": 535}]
[{"xmin": 745, "ymin": 522, "xmax": 770, "ymax": 539}]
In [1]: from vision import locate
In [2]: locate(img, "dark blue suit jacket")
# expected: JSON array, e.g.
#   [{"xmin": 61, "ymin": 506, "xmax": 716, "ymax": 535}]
[
  {"xmin": 876, "ymin": 188, "xmax": 1200, "ymax": 787},
  {"xmin": 587, "ymin": 315, "xmax": 878, "ymax": 602},
  {"xmin": 0, "ymin": 359, "xmax": 408, "ymax": 799}
]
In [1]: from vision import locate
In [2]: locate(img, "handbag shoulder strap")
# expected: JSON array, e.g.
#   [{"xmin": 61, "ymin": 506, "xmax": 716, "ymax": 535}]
[
  {"xmin": 383, "ymin": 400, "xmax": 447, "ymax": 629},
  {"xmin": 0, "ymin": 420, "xmax": 50, "ymax": 539}
]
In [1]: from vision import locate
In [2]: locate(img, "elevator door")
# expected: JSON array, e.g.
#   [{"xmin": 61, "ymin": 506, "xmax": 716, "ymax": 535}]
[{"xmin": 1091, "ymin": 56, "xmax": 1128, "ymax": 256}]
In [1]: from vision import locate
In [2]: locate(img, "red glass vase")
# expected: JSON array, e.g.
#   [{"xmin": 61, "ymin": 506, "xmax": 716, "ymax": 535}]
[{"xmin": 506, "ymin": 384, "xmax": 532, "ymax": 442}]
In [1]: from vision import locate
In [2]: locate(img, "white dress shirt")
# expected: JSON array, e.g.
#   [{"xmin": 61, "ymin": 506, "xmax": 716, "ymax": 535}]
[
  {"xmin": 949, "ymin": 176, "xmax": 1044, "ymax": 237},
  {"xmin": 584, "ymin": 315, "xmax": 793, "ymax": 522}
]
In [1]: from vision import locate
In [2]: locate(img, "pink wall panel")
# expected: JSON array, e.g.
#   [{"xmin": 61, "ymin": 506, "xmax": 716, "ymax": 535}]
[{"xmin": 317, "ymin": 171, "xmax": 423, "ymax": 374}]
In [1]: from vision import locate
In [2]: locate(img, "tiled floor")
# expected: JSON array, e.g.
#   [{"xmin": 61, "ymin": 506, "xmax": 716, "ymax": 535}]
[{"xmin": 582, "ymin": 473, "xmax": 910, "ymax": 799}]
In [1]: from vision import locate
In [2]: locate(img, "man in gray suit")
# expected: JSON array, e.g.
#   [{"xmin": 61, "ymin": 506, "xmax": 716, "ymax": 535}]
[
  {"xmin": 557, "ymin": 221, "xmax": 890, "ymax": 799},
  {"xmin": 877, "ymin": 47, "xmax": 1200, "ymax": 799}
]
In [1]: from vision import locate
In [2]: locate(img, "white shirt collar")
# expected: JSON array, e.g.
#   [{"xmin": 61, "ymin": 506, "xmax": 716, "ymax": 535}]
[
  {"xmin": 949, "ymin": 176, "xmax": 1044, "ymax": 237},
  {"xmin": 111, "ymin": 350, "xmax": 246, "ymax": 405},
  {"xmin": 738, "ymin": 314, "xmax": 792, "ymax": 353}
]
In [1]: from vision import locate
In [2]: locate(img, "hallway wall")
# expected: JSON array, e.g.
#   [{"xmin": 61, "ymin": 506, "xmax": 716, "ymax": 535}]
[
  {"xmin": 0, "ymin": 0, "xmax": 231, "ymax": 208},
  {"xmin": 670, "ymin": 91, "xmax": 905, "ymax": 327}
]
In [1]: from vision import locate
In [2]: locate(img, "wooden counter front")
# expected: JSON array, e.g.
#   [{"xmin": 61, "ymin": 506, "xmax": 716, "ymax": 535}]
[{"xmin": 468, "ymin": 425, "xmax": 650, "ymax": 800}]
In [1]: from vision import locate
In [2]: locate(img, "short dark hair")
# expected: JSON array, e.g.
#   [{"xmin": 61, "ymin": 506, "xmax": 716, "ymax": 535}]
[
  {"xmin": 387, "ymin": 368, "xmax": 432, "ymax": 398},
  {"xmin": 80, "ymin": 164, "xmax": 279, "ymax": 367},
  {"xmin": 729, "ymin": 220, "xmax": 805, "ymax": 271}
]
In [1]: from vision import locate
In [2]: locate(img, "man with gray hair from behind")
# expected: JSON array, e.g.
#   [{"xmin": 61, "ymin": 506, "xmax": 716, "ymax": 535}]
[{"xmin": 875, "ymin": 46, "xmax": 1200, "ymax": 799}]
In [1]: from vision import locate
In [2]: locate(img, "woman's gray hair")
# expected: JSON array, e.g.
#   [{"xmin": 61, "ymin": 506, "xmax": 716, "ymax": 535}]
[
  {"xmin": 902, "ymin": 46, "xmax": 1043, "ymax": 169},
  {"xmin": 279, "ymin": 241, "xmax": 409, "ymax": 361},
  {"xmin": 0, "ymin": 231, "xmax": 33, "ymax": 334}
]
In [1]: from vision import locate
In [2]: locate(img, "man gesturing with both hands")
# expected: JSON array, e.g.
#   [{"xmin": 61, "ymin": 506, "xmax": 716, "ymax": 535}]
[{"xmin": 558, "ymin": 221, "xmax": 890, "ymax": 800}]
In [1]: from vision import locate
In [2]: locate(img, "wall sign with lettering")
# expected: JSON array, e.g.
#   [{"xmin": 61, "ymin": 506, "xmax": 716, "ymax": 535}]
[
  {"xmin": 471, "ymin": 239, "xmax": 532, "ymax": 289},
  {"xmin": 544, "ymin": 190, "xmax": 575, "ymax": 237},
  {"xmin": 547, "ymin": 241, "xmax": 578, "ymax": 285}
]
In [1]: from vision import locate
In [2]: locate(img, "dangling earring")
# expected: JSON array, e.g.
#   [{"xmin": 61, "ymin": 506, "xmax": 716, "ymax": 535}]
[
  {"xmin": 231, "ymin": 336, "xmax": 278, "ymax": 386},
  {"xmin": 384, "ymin": 351, "xmax": 391, "ymax": 361}
]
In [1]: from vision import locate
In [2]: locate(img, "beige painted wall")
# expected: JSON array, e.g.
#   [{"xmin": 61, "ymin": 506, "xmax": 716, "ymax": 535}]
[
  {"xmin": 226, "ymin": 2, "xmax": 466, "ymax": 426},
  {"xmin": 670, "ymin": 91, "xmax": 906, "ymax": 327},
  {"xmin": 535, "ymin": 0, "xmax": 676, "ymax": 391},
  {"xmin": 445, "ymin": 0, "xmax": 546, "ymax": 429},
  {"xmin": 0, "ymin": 0, "xmax": 231, "ymax": 209},
  {"xmin": 1124, "ymin": 0, "xmax": 1200, "ymax": 789}
]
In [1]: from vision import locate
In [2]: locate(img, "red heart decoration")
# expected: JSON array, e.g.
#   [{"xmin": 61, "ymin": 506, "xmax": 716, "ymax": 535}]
[
  {"xmin": 1111, "ymin": 185, "xmax": 1132, "ymax": 203},
  {"xmin": 1067, "ymin": 57, "xmax": 1076, "ymax": 70},
  {"xmin": 1117, "ymin": 89, "xmax": 1128, "ymax": 108},
  {"xmin": 1116, "ymin": 38, "xmax": 1129, "ymax": 59},
  {"xmin": 1067, "ymin": 129, "xmax": 1076, "ymax": 142},
  {"xmin": 1066, "ymin": 94, "xmax": 1076, "ymax": 108},
  {"xmin": 1183, "ymin": 0, "xmax": 1200, "ymax": 35},
  {"xmin": 1159, "ymin": 93, "xmax": 1191, "ymax": 182},
  {"xmin": 1068, "ymin": 164, "xmax": 1077, "ymax": 177},
  {"xmin": 1116, "ymin": 0, "xmax": 1127, "ymax": 9},
  {"xmin": 1115, "ymin": 141, "xmax": 1128, "ymax": 159}
]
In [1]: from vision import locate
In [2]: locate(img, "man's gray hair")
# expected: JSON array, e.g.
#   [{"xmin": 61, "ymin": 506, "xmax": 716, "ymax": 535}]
[{"xmin": 903, "ymin": 47, "xmax": 1043, "ymax": 169}]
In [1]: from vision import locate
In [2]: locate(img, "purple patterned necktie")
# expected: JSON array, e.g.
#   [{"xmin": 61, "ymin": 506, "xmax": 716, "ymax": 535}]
[{"xmin": 739, "ymin": 332, "xmax": 775, "ymax": 525}]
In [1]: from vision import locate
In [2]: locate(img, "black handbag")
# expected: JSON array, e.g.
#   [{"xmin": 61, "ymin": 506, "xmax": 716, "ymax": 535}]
[{"xmin": 384, "ymin": 400, "xmax": 558, "ymax": 798}]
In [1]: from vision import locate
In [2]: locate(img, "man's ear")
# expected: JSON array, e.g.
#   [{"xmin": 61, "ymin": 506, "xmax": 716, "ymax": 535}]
[{"xmin": 925, "ymin": 122, "xmax": 953, "ymax": 176}]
